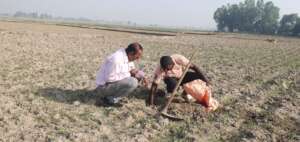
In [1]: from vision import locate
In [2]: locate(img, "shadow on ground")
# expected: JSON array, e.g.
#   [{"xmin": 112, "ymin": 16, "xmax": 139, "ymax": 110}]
[
  {"xmin": 35, "ymin": 87, "xmax": 158, "ymax": 107},
  {"xmin": 35, "ymin": 87, "xmax": 102, "ymax": 106}
]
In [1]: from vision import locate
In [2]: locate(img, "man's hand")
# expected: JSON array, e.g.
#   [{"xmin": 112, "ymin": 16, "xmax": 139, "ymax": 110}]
[
  {"xmin": 130, "ymin": 69, "xmax": 139, "ymax": 77},
  {"xmin": 141, "ymin": 77, "xmax": 150, "ymax": 89},
  {"xmin": 136, "ymin": 70, "xmax": 145, "ymax": 79}
]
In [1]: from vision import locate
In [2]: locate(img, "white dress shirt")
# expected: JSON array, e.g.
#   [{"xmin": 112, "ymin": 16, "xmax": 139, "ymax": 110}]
[{"xmin": 96, "ymin": 48, "xmax": 135, "ymax": 86}]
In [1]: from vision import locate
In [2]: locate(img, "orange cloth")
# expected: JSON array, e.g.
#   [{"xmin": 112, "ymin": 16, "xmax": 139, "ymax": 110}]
[{"xmin": 183, "ymin": 79, "xmax": 219, "ymax": 112}]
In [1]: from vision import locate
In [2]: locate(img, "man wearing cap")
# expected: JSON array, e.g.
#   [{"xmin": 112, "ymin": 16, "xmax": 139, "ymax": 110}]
[
  {"xmin": 147, "ymin": 54, "xmax": 211, "ymax": 105},
  {"xmin": 96, "ymin": 42, "xmax": 145, "ymax": 106}
]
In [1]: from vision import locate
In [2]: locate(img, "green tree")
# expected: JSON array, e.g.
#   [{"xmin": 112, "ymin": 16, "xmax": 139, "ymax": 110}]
[
  {"xmin": 279, "ymin": 14, "xmax": 299, "ymax": 35},
  {"xmin": 238, "ymin": 0, "xmax": 260, "ymax": 32},
  {"xmin": 259, "ymin": 1, "xmax": 280, "ymax": 34},
  {"xmin": 214, "ymin": 6, "xmax": 229, "ymax": 32},
  {"xmin": 227, "ymin": 4, "xmax": 241, "ymax": 32},
  {"xmin": 293, "ymin": 18, "xmax": 300, "ymax": 36}
]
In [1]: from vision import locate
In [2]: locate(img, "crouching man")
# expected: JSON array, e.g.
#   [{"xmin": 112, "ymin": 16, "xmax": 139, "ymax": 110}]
[
  {"xmin": 147, "ymin": 54, "xmax": 212, "ymax": 106},
  {"xmin": 95, "ymin": 42, "xmax": 145, "ymax": 106}
]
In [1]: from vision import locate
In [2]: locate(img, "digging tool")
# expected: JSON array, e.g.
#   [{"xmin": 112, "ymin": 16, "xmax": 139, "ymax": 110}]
[{"xmin": 160, "ymin": 52, "xmax": 195, "ymax": 120}]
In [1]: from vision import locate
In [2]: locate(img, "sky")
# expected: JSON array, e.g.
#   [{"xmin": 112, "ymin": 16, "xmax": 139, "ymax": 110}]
[{"xmin": 0, "ymin": 0, "xmax": 299, "ymax": 30}]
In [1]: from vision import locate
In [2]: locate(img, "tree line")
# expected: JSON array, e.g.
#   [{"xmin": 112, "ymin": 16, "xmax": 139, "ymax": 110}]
[
  {"xmin": 214, "ymin": 0, "xmax": 300, "ymax": 36},
  {"xmin": 12, "ymin": 11, "xmax": 92, "ymax": 22},
  {"xmin": 14, "ymin": 11, "xmax": 53, "ymax": 19}
]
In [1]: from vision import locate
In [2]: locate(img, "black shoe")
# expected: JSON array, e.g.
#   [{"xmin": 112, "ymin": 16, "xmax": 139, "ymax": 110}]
[{"xmin": 100, "ymin": 97, "xmax": 123, "ymax": 108}]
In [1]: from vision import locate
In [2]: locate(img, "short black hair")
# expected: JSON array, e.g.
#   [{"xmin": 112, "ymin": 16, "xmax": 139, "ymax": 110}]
[
  {"xmin": 160, "ymin": 56, "xmax": 174, "ymax": 69},
  {"xmin": 125, "ymin": 42, "xmax": 143, "ymax": 54}
]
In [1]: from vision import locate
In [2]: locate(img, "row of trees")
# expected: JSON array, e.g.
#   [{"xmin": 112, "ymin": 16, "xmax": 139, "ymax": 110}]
[
  {"xmin": 12, "ymin": 11, "xmax": 93, "ymax": 22},
  {"xmin": 14, "ymin": 11, "xmax": 53, "ymax": 19},
  {"xmin": 214, "ymin": 0, "xmax": 300, "ymax": 36}
]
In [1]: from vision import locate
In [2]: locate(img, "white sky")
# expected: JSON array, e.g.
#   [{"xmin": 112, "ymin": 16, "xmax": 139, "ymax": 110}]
[{"xmin": 0, "ymin": 0, "xmax": 299, "ymax": 29}]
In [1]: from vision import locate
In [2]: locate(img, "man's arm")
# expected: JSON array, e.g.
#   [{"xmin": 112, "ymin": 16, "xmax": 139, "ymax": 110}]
[
  {"xmin": 174, "ymin": 54, "xmax": 211, "ymax": 85},
  {"xmin": 147, "ymin": 82, "xmax": 158, "ymax": 106},
  {"xmin": 190, "ymin": 64, "xmax": 211, "ymax": 85},
  {"xmin": 147, "ymin": 66, "xmax": 162, "ymax": 106}
]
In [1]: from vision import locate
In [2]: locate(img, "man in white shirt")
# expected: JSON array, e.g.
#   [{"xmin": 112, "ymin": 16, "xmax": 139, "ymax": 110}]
[{"xmin": 96, "ymin": 42, "xmax": 144, "ymax": 106}]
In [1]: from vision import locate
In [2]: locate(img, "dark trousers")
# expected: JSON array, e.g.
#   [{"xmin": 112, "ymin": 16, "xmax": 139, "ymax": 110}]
[{"xmin": 164, "ymin": 72, "xmax": 204, "ymax": 93}]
